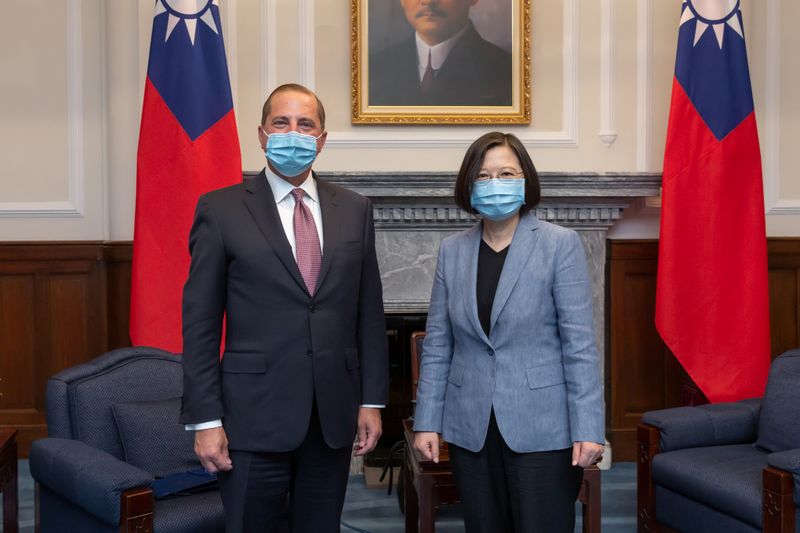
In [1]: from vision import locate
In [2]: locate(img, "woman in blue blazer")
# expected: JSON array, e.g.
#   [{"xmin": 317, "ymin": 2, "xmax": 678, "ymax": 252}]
[{"xmin": 413, "ymin": 132, "xmax": 605, "ymax": 532}]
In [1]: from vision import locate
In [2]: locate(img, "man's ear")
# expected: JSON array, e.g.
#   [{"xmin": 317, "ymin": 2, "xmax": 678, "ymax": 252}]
[
  {"xmin": 257, "ymin": 125, "xmax": 267, "ymax": 150},
  {"xmin": 316, "ymin": 131, "xmax": 328, "ymax": 154}
]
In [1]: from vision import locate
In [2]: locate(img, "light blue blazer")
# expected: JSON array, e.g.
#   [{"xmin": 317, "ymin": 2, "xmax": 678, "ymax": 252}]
[{"xmin": 413, "ymin": 213, "xmax": 605, "ymax": 452}]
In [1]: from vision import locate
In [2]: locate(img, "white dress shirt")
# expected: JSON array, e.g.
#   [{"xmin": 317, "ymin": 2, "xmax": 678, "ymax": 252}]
[
  {"xmin": 186, "ymin": 169, "xmax": 381, "ymax": 432},
  {"xmin": 414, "ymin": 24, "xmax": 469, "ymax": 81}
]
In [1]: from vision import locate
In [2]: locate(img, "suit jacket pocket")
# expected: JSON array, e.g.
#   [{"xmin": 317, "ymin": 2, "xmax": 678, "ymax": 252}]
[
  {"xmin": 221, "ymin": 352, "xmax": 267, "ymax": 373},
  {"xmin": 526, "ymin": 362, "xmax": 565, "ymax": 390},
  {"xmin": 346, "ymin": 348, "xmax": 360, "ymax": 370},
  {"xmin": 448, "ymin": 362, "xmax": 465, "ymax": 387}
]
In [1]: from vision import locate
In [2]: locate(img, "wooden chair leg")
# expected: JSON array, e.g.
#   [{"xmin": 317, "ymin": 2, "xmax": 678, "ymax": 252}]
[
  {"xmin": 119, "ymin": 487, "xmax": 153, "ymax": 533},
  {"xmin": 762, "ymin": 466, "xmax": 796, "ymax": 533},
  {"xmin": 637, "ymin": 424, "xmax": 660, "ymax": 532},
  {"xmin": 580, "ymin": 465, "xmax": 601, "ymax": 533},
  {"xmin": 404, "ymin": 453, "xmax": 419, "ymax": 533}
]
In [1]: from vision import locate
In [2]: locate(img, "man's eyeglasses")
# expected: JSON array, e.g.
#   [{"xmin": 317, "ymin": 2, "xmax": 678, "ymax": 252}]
[{"xmin": 475, "ymin": 168, "xmax": 525, "ymax": 182}]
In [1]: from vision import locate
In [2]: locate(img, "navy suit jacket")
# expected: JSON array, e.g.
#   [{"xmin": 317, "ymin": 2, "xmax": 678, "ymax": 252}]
[
  {"xmin": 369, "ymin": 23, "xmax": 512, "ymax": 106},
  {"xmin": 180, "ymin": 171, "xmax": 389, "ymax": 452}
]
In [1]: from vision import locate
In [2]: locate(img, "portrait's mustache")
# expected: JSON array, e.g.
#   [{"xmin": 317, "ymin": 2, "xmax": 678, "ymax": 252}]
[{"xmin": 415, "ymin": 6, "xmax": 447, "ymax": 19}]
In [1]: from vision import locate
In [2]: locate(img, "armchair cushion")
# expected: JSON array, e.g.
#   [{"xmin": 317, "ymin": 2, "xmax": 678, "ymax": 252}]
[
  {"xmin": 113, "ymin": 397, "xmax": 200, "ymax": 478},
  {"xmin": 756, "ymin": 349, "xmax": 800, "ymax": 453},
  {"xmin": 29, "ymin": 437, "xmax": 154, "ymax": 526},
  {"xmin": 641, "ymin": 399, "xmax": 761, "ymax": 452},
  {"xmin": 154, "ymin": 491, "xmax": 225, "ymax": 532},
  {"xmin": 651, "ymin": 444, "xmax": 767, "ymax": 528},
  {"xmin": 767, "ymin": 448, "xmax": 800, "ymax": 507}
]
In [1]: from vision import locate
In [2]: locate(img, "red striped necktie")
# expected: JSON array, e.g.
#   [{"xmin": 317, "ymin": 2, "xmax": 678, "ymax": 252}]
[{"xmin": 291, "ymin": 188, "xmax": 322, "ymax": 295}]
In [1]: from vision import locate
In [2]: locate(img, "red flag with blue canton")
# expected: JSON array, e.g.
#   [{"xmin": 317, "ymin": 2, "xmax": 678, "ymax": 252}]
[
  {"xmin": 131, "ymin": 0, "xmax": 241, "ymax": 352},
  {"xmin": 656, "ymin": 0, "xmax": 770, "ymax": 402}
]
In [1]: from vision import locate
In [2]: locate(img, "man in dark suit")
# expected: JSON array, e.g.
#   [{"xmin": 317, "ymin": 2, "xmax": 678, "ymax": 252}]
[
  {"xmin": 370, "ymin": 0, "xmax": 512, "ymax": 106},
  {"xmin": 180, "ymin": 83, "xmax": 389, "ymax": 532}
]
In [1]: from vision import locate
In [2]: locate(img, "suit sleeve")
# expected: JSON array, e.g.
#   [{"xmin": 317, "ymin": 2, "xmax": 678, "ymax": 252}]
[
  {"xmin": 180, "ymin": 197, "xmax": 227, "ymax": 425},
  {"xmin": 412, "ymin": 241, "xmax": 454, "ymax": 434},
  {"xmin": 554, "ymin": 230, "xmax": 605, "ymax": 445},
  {"xmin": 357, "ymin": 198, "xmax": 389, "ymax": 405}
]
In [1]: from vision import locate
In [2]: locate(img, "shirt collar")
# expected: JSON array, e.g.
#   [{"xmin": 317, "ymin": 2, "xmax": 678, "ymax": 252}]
[
  {"xmin": 264, "ymin": 167, "xmax": 319, "ymax": 205},
  {"xmin": 414, "ymin": 23, "xmax": 469, "ymax": 72}
]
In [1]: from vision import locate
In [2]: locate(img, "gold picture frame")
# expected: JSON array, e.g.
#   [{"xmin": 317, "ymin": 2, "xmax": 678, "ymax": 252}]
[{"xmin": 351, "ymin": 0, "xmax": 531, "ymax": 124}]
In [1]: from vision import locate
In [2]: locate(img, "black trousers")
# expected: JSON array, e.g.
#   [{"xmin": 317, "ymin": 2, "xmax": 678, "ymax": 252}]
[
  {"xmin": 448, "ymin": 411, "xmax": 583, "ymax": 533},
  {"xmin": 218, "ymin": 403, "xmax": 352, "ymax": 533}
]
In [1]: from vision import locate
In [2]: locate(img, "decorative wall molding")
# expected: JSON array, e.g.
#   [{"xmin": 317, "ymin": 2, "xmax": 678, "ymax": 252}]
[
  {"xmin": 260, "ymin": 0, "xmax": 277, "ymax": 99},
  {"xmin": 599, "ymin": 0, "xmax": 617, "ymax": 145},
  {"xmin": 309, "ymin": 171, "xmax": 662, "ymax": 230},
  {"xmin": 298, "ymin": 0, "xmax": 315, "ymax": 89},
  {"xmin": 224, "ymin": 0, "xmax": 238, "ymax": 110},
  {"xmin": 636, "ymin": 0, "xmax": 653, "ymax": 171},
  {"xmin": 324, "ymin": 0, "xmax": 579, "ymax": 149},
  {"xmin": 323, "ymin": 129, "xmax": 578, "ymax": 149},
  {"xmin": 763, "ymin": 0, "xmax": 780, "ymax": 212},
  {"xmin": 0, "ymin": 0, "xmax": 84, "ymax": 217},
  {"xmin": 763, "ymin": 1, "xmax": 798, "ymax": 214}
]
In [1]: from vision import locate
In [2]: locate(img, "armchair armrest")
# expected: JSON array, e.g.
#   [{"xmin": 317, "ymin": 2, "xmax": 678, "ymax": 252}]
[
  {"xmin": 641, "ymin": 398, "xmax": 761, "ymax": 452},
  {"xmin": 768, "ymin": 449, "xmax": 800, "ymax": 507},
  {"xmin": 29, "ymin": 438, "xmax": 154, "ymax": 526}
]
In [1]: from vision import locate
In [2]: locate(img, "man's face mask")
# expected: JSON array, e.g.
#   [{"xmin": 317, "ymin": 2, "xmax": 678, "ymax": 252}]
[{"xmin": 263, "ymin": 129, "xmax": 323, "ymax": 177}]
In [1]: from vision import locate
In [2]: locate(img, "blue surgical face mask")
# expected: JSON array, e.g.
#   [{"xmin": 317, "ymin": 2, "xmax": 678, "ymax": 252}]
[
  {"xmin": 263, "ymin": 130, "xmax": 323, "ymax": 177},
  {"xmin": 470, "ymin": 178, "xmax": 525, "ymax": 221}
]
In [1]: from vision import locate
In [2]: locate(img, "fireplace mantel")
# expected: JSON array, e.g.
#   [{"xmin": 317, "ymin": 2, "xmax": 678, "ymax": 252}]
[
  {"xmin": 316, "ymin": 171, "xmax": 662, "ymax": 231},
  {"xmin": 245, "ymin": 170, "xmax": 661, "ymax": 316},
  {"xmin": 252, "ymin": 170, "xmax": 663, "ymax": 469}
]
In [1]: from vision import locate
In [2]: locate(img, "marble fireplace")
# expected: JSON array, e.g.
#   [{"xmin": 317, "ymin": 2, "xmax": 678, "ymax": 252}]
[
  {"xmin": 241, "ymin": 171, "xmax": 663, "ymax": 468},
  {"xmin": 314, "ymin": 171, "xmax": 662, "ymax": 471},
  {"xmin": 320, "ymin": 171, "xmax": 661, "ymax": 354}
]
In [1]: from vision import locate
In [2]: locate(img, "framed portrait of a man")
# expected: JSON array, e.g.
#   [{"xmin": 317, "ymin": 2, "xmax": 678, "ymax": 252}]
[{"xmin": 351, "ymin": 0, "xmax": 531, "ymax": 124}]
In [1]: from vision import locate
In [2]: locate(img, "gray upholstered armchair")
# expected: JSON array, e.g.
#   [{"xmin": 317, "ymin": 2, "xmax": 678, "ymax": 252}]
[
  {"xmin": 29, "ymin": 346, "xmax": 224, "ymax": 532},
  {"xmin": 637, "ymin": 349, "xmax": 800, "ymax": 533}
]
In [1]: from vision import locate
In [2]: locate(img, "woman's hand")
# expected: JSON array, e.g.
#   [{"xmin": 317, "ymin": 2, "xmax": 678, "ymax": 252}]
[
  {"xmin": 414, "ymin": 431, "xmax": 441, "ymax": 463},
  {"xmin": 572, "ymin": 441, "xmax": 604, "ymax": 467}
]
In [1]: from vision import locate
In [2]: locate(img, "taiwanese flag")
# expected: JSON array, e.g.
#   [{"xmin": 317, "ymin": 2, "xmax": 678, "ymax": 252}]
[
  {"xmin": 131, "ymin": 0, "xmax": 241, "ymax": 352},
  {"xmin": 655, "ymin": 0, "xmax": 770, "ymax": 402}
]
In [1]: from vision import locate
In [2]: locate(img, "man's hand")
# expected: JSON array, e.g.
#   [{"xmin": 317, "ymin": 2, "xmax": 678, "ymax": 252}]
[
  {"xmin": 353, "ymin": 407, "xmax": 382, "ymax": 456},
  {"xmin": 194, "ymin": 427, "xmax": 233, "ymax": 473},
  {"xmin": 572, "ymin": 441, "xmax": 604, "ymax": 467},
  {"xmin": 413, "ymin": 432, "xmax": 440, "ymax": 463}
]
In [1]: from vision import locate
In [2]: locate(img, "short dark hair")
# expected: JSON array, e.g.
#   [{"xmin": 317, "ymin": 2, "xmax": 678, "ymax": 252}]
[
  {"xmin": 454, "ymin": 132, "xmax": 541, "ymax": 215},
  {"xmin": 260, "ymin": 83, "xmax": 326, "ymax": 130}
]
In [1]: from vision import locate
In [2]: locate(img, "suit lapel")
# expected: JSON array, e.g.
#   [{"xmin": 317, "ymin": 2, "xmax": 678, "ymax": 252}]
[
  {"xmin": 314, "ymin": 178, "xmax": 341, "ymax": 294},
  {"xmin": 242, "ymin": 170, "xmax": 308, "ymax": 295},
  {"xmin": 489, "ymin": 214, "xmax": 541, "ymax": 333},
  {"xmin": 462, "ymin": 222, "xmax": 492, "ymax": 346}
]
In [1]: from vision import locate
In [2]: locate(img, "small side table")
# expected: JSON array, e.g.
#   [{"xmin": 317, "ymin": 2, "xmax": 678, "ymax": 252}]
[
  {"xmin": 0, "ymin": 429, "xmax": 18, "ymax": 533},
  {"xmin": 402, "ymin": 419, "xmax": 460, "ymax": 533}
]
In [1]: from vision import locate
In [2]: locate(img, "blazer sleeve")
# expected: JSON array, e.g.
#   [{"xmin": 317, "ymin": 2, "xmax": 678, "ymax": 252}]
[
  {"xmin": 356, "ymin": 198, "xmax": 390, "ymax": 406},
  {"xmin": 180, "ymin": 197, "xmax": 227, "ymax": 425},
  {"xmin": 554, "ymin": 230, "xmax": 605, "ymax": 445},
  {"xmin": 412, "ymin": 240, "xmax": 454, "ymax": 433}
]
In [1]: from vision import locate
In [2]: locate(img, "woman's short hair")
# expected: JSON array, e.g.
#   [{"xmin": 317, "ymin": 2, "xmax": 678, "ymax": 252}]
[{"xmin": 454, "ymin": 132, "xmax": 541, "ymax": 215}]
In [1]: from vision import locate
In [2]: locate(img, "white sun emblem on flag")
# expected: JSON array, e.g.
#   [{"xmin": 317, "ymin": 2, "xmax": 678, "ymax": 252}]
[
  {"xmin": 155, "ymin": 0, "xmax": 220, "ymax": 46},
  {"xmin": 680, "ymin": 0, "xmax": 744, "ymax": 49}
]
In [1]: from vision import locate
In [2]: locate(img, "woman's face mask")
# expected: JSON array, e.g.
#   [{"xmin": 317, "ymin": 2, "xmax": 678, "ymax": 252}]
[{"xmin": 470, "ymin": 176, "xmax": 525, "ymax": 221}]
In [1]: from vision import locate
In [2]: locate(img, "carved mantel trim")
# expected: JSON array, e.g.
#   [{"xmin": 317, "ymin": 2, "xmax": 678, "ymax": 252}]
[{"xmin": 246, "ymin": 171, "xmax": 662, "ymax": 230}]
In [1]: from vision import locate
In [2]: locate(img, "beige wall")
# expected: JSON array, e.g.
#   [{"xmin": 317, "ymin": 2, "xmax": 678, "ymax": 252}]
[{"xmin": 0, "ymin": 0, "xmax": 797, "ymax": 240}]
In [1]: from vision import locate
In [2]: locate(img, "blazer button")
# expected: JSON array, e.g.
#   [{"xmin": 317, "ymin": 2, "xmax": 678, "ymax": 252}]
[
  {"xmin": 310, "ymin": 304, "xmax": 318, "ymax": 313},
  {"xmin": 306, "ymin": 349, "xmax": 313, "ymax": 357},
  {"xmin": 487, "ymin": 348, "xmax": 494, "ymax": 356}
]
